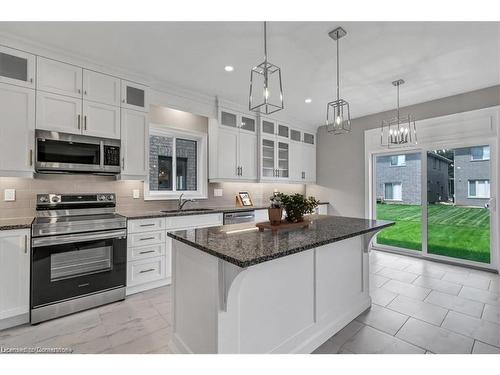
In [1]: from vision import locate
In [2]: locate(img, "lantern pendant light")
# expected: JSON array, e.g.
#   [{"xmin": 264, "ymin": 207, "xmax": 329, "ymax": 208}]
[
  {"xmin": 249, "ymin": 21, "xmax": 284, "ymax": 114},
  {"xmin": 326, "ymin": 26, "xmax": 351, "ymax": 134},
  {"xmin": 380, "ymin": 79, "xmax": 417, "ymax": 148}
]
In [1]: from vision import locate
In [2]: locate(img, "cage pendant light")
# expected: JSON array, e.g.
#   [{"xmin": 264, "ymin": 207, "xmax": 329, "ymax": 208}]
[
  {"xmin": 380, "ymin": 79, "xmax": 417, "ymax": 148},
  {"xmin": 326, "ymin": 27, "xmax": 351, "ymax": 134},
  {"xmin": 249, "ymin": 21, "xmax": 284, "ymax": 115}
]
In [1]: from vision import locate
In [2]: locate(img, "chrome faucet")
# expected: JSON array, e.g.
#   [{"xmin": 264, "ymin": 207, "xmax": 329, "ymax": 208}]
[{"xmin": 178, "ymin": 193, "xmax": 195, "ymax": 210}]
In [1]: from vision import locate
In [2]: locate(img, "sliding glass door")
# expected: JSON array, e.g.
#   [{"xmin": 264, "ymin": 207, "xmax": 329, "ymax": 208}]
[
  {"xmin": 374, "ymin": 152, "xmax": 422, "ymax": 252},
  {"xmin": 373, "ymin": 144, "xmax": 493, "ymax": 267},
  {"xmin": 427, "ymin": 146, "xmax": 491, "ymax": 263}
]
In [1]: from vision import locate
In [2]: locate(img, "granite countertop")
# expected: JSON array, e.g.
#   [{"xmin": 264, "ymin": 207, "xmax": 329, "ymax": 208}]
[
  {"xmin": 120, "ymin": 202, "xmax": 329, "ymax": 220},
  {"xmin": 0, "ymin": 217, "xmax": 34, "ymax": 231},
  {"xmin": 167, "ymin": 215, "xmax": 394, "ymax": 268}
]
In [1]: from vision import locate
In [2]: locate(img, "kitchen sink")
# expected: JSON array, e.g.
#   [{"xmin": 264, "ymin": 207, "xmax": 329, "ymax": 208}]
[{"xmin": 160, "ymin": 208, "xmax": 215, "ymax": 213}]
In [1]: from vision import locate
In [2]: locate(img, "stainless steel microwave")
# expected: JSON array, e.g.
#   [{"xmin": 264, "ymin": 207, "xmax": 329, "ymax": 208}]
[{"xmin": 35, "ymin": 130, "xmax": 121, "ymax": 175}]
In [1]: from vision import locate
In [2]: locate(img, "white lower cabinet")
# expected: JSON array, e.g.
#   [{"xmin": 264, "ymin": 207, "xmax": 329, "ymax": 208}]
[
  {"xmin": 126, "ymin": 213, "xmax": 223, "ymax": 295},
  {"xmin": 0, "ymin": 229, "xmax": 30, "ymax": 330}
]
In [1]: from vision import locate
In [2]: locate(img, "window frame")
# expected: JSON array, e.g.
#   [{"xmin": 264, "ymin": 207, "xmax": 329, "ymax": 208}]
[
  {"xmin": 144, "ymin": 124, "xmax": 208, "ymax": 200},
  {"xmin": 470, "ymin": 146, "xmax": 490, "ymax": 161},
  {"xmin": 468, "ymin": 179, "xmax": 490, "ymax": 199},
  {"xmin": 383, "ymin": 182, "xmax": 403, "ymax": 202}
]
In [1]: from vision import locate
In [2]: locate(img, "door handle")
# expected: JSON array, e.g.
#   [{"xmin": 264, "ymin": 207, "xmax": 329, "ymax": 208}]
[{"xmin": 77, "ymin": 114, "xmax": 81, "ymax": 129}]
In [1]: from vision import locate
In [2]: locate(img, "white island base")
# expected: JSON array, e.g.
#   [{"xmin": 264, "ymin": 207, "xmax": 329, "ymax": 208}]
[{"xmin": 169, "ymin": 234, "xmax": 374, "ymax": 354}]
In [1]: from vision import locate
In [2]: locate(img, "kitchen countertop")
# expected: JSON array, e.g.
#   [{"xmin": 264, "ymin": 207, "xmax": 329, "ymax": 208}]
[
  {"xmin": 120, "ymin": 202, "xmax": 329, "ymax": 220},
  {"xmin": 0, "ymin": 217, "xmax": 34, "ymax": 231},
  {"xmin": 167, "ymin": 214, "xmax": 394, "ymax": 268}
]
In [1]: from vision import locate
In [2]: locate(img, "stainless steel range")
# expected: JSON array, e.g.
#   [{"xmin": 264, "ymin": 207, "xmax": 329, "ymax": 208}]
[{"xmin": 31, "ymin": 193, "xmax": 127, "ymax": 324}]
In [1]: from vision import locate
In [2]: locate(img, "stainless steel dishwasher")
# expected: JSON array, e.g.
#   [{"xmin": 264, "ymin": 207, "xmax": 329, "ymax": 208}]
[{"xmin": 223, "ymin": 210, "xmax": 255, "ymax": 225}]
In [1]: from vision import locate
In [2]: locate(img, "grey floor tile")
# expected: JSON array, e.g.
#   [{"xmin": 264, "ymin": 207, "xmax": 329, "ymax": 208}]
[
  {"xmin": 482, "ymin": 304, "xmax": 500, "ymax": 325},
  {"xmin": 377, "ymin": 267, "xmax": 419, "ymax": 283},
  {"xmin": 489, "ymin": 279, "xmax": 500, "ymax": 294},
  {"xmin": 442, "ymin": 311, "xmax": 500, "ymax": 348},
  {"xmin": 424, "ymin": 290, "xmax": 484, "ymax": 318},
  {"xmin": 312, "ymin": 320, "xmax": 364, "ymax": 354},
  {"xmin": 370, "ymin": 274, "xmax": 390, "ymax": 289},
  {"xmin": 104, "ymin": 315, "xmax": 170, "ymax": 348},
  {"xmin": 382, "ymin": 279, "xmax": 431, "ymax": 300},
  {"xmin": 443, "ymin": 272, "xmax": 491, "ymax": 290},
  {"xmin": 396, "ymin": 318, "xmax": 473, "ymax": 354},
  {"xmin": 387, "ymin": 295, "xmax": 448, "ymax": 326},
  {"xmin": 404, "ymin": 263, "xmax": 446, "ymax": 279},
  {"xmin": 459, "ymin": 286, "xmax": 500, "ymax": 307},
  {"xmin": 413, "ymin": 275, "xmax": 462, "ymax": 295},
  {"xmin": 356, "ymin": 304, "xmax": 408, "ymax": 335},
  {"xmin": 472, "ymin": 340, "xmax": 500, "ymax": 354},
  {"xmin": 342, "ymin": 325, "xmax": 425, "ymax": 354},
  {"xmin": 370, "ymin": 287, "xmax": 398, "ymax": 307},
  {"xmin": 103, "ymin": 326, "xmax": 170, "ymax": 354}
]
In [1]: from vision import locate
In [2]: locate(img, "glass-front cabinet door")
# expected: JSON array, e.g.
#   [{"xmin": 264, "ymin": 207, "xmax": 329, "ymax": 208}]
[
  {"xmin": 261, "ymin": 138, "xmax": 276, "ymax": 179},
  {"xmin": 121, "ymin": 80, "xmax": 148, "ymax": 112},
  {"xmin": 277, "ymin": 141, "xmax": 289, "ymax": 178},
  {"xmin": 240, "ymin": 115, "xmax": 256, "ymax": 132},
  {"xmin": 0, "ymin": 46, "xmax": 35, "ymax": 88},
  {"xmin": 261, "ymin": 119, "xmax": 276, "ymax": 135}
]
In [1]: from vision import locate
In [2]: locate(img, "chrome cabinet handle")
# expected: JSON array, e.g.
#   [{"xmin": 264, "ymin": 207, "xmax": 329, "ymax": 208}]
[
  {"xmin": 29, "ymin": 149, "xmax": 33, "ymax": 166},
  {"xmin": 29, "ymin": 78, "xmax": 33, "ymax": 83},
  {"xmin": 77, "ymin": 114, "xmax": 81, "ymax": 129},
  {"xmin": 139, "ymin": 236, "xmax": 155, "ymax": 241},
  {"xmin": 77, "ymin": 89, "xmax": 81, "ymax": 94},
  {"xmin": 139, "ymin": 268, "xmax": 155, "ymax": 274},
  {"xmin": 24, "ymin": 235, "xmax": 28, "ymax": 254},
  {"xmin": 84, "ymin": 115, "xmax": 87, "ymax": 130},
  {"xmin": 139, "ymin": 250, "xmax": 155, "ymax": 255},
  {"xmin": 84, "ymin": 90, "xmax": 87, "ymax": 95},
  {"xmin": 122, "ymin": 157, "xmax": 125, "ymax": 170}
]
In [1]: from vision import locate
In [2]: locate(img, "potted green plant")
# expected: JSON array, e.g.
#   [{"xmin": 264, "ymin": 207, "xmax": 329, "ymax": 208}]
[
  {"xmin": 277, "ymin": 193, "xmax": 319, "ymax": 223},
  {"xmin": 268, "ymin": 194, "xmax": 283, "ymax": 225}
]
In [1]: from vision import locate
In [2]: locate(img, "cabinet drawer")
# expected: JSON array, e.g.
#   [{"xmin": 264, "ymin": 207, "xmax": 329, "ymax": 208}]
[
  {"xmin": 128, "ymin": 243, "xmax": 165, "ymax": 262},
  {"xmin": 167, "ymin": 213, "xmax": 223, "ymax": 230},
  {"xmin": 127, "ymin": 256, "xmax": 166, "ymax": 287},
  {"xmin": 128, "ymin": 217, "xmax": 165, "ymax": 233},
  {"xmin": 128, "ymin": 231, "xmax": 165, "ymax": 247}
]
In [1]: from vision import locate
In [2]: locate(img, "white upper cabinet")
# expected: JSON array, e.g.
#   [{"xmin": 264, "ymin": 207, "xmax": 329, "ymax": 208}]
[
  {"xmin": 303, "ymin": 144, "xmax": 316, "ymax": 183},
  {"xmin": 0, "ymin": 46, "xmax": 35, "ymax": 89},
  {"xmin": 121, "ymin": 80, "xmax": 149, "ymax": 112},
  {"xmin": 217, "ymin": 126, "xmax": 239, "ymax": 179},
  {"xmin": 239, "ymin": 131, "xmax": 258, "ymax": 180},
  {"xmin": 121, "ymin": 108, "xmax": 148, "ymax": 179},
  {"xmin": 83, "ymin": 70, "xmax": 121, "ymax": 106},
  {"xmin": 36, "ymin": 91, "xmax": 82, "ymax": 134},
  {"xmin": 37, "ymin": 57, "xmax": 83, "ymax": 98},
  {"xmin": 0, "ymin": 230, "xmax": 30, "ymax": 328},
  {"xmin": 289, "ymin": 140, "xmax": 304, "ymax": 182},
  {"xmin": 0, "ymin": 83, "xmax": 35, "ymax": 176},
  {"xmin": 82, "ymin": 101, "xmax": 121, "ymax": 139}
]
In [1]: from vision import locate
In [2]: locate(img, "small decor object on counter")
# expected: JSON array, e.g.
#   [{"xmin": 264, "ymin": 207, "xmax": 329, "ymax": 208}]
[
  {"xmin": 277, "ymin": 193, "xmax": 319, "ymax": 223},
  {"xmin": 256, "ymin": 220, "xmax": 310, "ymax": 234},
  {"xmin": 268, "ymin": 194, "xmax": 283, "ymax": 225},
  {"xmin": 236, "ymin": 191, "xmax": 253, "ymax": 207}
]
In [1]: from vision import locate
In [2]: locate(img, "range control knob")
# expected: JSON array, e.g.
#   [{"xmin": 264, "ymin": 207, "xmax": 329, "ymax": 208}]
[
  {"xmin": 107, "ymin": 195, "xmax": 114, "ymax": 201},
  {"xmin": 39, "ymin": 196, "xmax": 49, "ymax": 203},
  {"xmin": 51, "ymin": 195, "xmax": 60, "ymax": 203},
  {"xmin": 98, "ymin": 194, "xmax": 106, "ymax": 201}
]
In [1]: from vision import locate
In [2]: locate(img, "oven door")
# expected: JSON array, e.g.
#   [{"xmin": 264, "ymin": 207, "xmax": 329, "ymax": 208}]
[{"xmin": 31, "ymin": 229, "xmax": 127, "ymax": 308}]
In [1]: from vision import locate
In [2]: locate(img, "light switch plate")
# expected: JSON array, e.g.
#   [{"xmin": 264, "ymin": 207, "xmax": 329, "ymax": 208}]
[
  {"xmin": 214, "ymin": 188, "xmax": 223, "ymax": 197},
  {"xmin": 133, "ymin": 189, "xmax": 140, "ymax": 199},
  {"xmin": 4, "ymin": 189, "xmax": 15, "ymax": 201}
]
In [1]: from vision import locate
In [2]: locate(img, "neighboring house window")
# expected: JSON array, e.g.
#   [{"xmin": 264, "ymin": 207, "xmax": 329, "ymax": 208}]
[
  {"xmin": 468, "ymin": 179, "xmax": 490, "ymax": 198},
  {"xmin": 471, "ymin": 146, "xmax": 490, "ymax": 161},
  {"xmin": 390, "ymin": 155, "xmax": 406, "ymax": 166},
  {"xmin": 384, "ymin": 182, "xmax": 402, "ymax": 201},
  {"xmin": 432, "ymin": 158, "xmax": 437, "ymax": 169},
  {"xmin": 145, "ymin": 125, "xmax": 208, "ymax": 200}
]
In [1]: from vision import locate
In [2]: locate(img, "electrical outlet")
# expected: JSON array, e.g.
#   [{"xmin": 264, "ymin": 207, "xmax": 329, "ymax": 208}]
[
  {"xmin": 4, "ymin": 189, "xmax": 15, "ymax": 201},
  {"xmin": 214, "ymin": 188, "xmax": 223, "ymax": 197},
  {"xmin": 133, "ymin": 189, "xmax": 140, "ymax": 199}
]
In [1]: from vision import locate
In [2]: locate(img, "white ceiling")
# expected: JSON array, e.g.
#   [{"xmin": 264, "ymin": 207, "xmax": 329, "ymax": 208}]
[{"xmin": 1, "ymin": 21, "xmax": 499, "ymax": 130}]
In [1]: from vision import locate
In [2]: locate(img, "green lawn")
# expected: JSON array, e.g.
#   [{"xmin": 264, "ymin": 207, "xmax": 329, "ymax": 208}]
[{"xmin": 376, "ymin": 203, "xmax": 490, "ymax": 263}]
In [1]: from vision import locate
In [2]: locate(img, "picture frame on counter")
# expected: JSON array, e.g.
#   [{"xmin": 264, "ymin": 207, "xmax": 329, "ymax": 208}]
[{"xmin": 236, "ymin": 191, "xmax": 253, "ymax": 206}]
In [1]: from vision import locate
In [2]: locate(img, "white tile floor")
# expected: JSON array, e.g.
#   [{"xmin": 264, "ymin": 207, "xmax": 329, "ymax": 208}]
[
  {"xmin": 1, "ymin": 249, "xmax": 500, "ymax": 354},
  {"xmin": 314, "ymin": 250, "xmax": 500, "ymax": 354}
]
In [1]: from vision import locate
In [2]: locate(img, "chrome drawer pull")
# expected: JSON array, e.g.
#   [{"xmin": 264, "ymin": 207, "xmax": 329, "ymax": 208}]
[
  {"xmin": 139, "ymin": 268, "xmax": 155, "ymax": 274},
  {"xmin": 139, "ymin": 250, "xmax": 155, "ymax": 254},
  {"xmin": 139, "ymin": 236, "xmax": 155, "ymax": 241},
  {"xmin": 139, "ymin": 223, "xmax": 155, "ymax": 227}
]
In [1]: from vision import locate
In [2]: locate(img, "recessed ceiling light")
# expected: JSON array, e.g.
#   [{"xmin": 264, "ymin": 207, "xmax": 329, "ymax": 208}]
[
  {"xmin": 224, "ymin": 66, "xmax": 234, "ymax": 72},
  {"xmin": 305, "ymin": 98, "xmax": 312, "ymax": 103}
]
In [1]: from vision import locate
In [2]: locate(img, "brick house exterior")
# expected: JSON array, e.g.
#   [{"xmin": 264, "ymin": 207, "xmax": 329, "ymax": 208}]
[{"xmin": 454, "ymin": 146, "xmax": 490, "ymax": 207}]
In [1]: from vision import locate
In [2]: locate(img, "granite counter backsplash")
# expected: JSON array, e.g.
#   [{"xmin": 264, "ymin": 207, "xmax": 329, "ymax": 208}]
[{"xmin": 167, "ymin": 215, "xmax": 394, "ymax": 268}]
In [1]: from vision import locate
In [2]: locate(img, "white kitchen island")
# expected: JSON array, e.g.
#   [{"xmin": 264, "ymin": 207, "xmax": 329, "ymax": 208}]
[{"xmin": 167, "ymin": 215, "xmax": 393, "ymax": 354}]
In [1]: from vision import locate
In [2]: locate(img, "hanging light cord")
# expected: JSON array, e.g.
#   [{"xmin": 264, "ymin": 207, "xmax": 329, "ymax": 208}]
[
  {"xmin": 336, "ymin": 30, "xmax": 340, "ymax": 101},
  {"xmin": 263, "ymin": 21, "xmax": 267, "ymax": 62}
]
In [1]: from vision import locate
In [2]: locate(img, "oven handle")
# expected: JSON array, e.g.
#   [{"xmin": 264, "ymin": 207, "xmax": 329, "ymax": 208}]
[{"xmin": 32, "ymin": 229, "xmax": 127, "ymax": 247}]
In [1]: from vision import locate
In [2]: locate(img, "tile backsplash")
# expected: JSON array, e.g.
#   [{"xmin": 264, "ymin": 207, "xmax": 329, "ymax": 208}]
[{"xmin": 0, "ymin": 176, "xmax": 306, "ymax": 218}]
